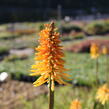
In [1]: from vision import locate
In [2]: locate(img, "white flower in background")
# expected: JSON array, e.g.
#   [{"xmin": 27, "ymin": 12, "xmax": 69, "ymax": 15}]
[{"xmin": 0, "ymin": 72, "xmax": 8, "ymax": 82}]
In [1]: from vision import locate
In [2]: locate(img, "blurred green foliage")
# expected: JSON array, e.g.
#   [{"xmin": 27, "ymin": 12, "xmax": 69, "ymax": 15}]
[
  {"xmin": 0, "ymin": 46, "xmax": 9, "ymax": 55},
  {"xmin": 15, "ymin": 85, "xmax": 109, "ymax": 109},
  {"xmin": 60, "ymin": 23, "xmax": 82, "ymax": 34},
  {"xmin": 85, "ymin": 20, "xmax": 109, "ymax": 35},
  {"xmin": 0, "ymin": 52, "xmax": 108, "ymax": 86}
]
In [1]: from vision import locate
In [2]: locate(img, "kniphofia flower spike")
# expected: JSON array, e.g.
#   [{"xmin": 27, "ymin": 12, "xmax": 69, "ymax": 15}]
[
  {"xmin": 90, "ymin": 43, "xmax": 99, "ymax": 59},
  {"xmin": 96, "ymin": 84, "xmax": 109, "ymax": 105},
  {"xmin": 102, "ymin": 46, "xmax": 109, "ymax": 55},
  {"xmin": 30, "ymin": 22, "xmax": 70, "ymax": 90},
  {"xmin": 70, "ymin": 99, "xmax": 82, "ymax": 109}
]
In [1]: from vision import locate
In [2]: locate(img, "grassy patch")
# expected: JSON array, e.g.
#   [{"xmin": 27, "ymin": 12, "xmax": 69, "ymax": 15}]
[
  {"xmin": 65, "ymin": 52, "xmax": 107, "ymax": 85},
  {"xmin": 0, "ymin": 55, "xmax": 34, "ymax": 77},
  {"xmin": 0, "ymin": 35, "xmax": 38, "ymax": 49},
  {"xmin": 0, "ymin": 52, "xmax": 108, "ymax": 86},
  {"xmin": 0, "ymin": 32, "xmax": 20, "ymax": 39},
  {"xmin": 16, "ymin": 85, "xmax": 108, "ymax": 109}
]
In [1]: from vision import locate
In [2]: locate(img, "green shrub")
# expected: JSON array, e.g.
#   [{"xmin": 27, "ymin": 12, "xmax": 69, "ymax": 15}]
[
  {"xmin": 4, "ymin": 54, "xmax": 28, "ymax": 62},
  {"xmin": 0, "ymin": 47, "xmax": 9, "ymax": 55},
  {"xmin": 73, "ymin": 33, "xmax": 85, "ymax": 39},
  {"xmin": 85, "ymin": 20, "xmax": 109, "ymax": 35},
  {"xmin": 0, "ymin": 32, "xmax": 19, "ymax": 39},
  {"xmin": 60, "ymin": 23, "xmax": 82, "ymax": 34},
  {"xmin": 60, "ymin": 35, "xmax": 73, "ymax": 41}
]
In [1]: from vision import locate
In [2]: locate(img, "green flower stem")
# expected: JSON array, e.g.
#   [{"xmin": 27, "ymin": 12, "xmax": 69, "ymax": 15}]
[
  {"xmin": 96, "ymin": 58, "xmax": 99, "ymax": 85},
  {"xmin": 106, "ymin": 55, "xmax": 109, "ymax": 83},
  {"xmin": 49, "ymin": 74, "xmax": 54, "ymax": 109}
]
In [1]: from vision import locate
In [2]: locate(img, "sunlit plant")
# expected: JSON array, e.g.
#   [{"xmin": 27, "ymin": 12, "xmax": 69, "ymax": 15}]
[
  {"xmin": 90, "ymin": 43, "xmax": 100, "ymax": 84},
  {"xmin": 102, "ymin": 46, "xmax": 109, "ymax": 83},
  {"xmin": 96, "ymin": 84, "xmax": 109, "ymax": 106},
  {"xmin": 70, "ymin": 99, "xmax": 82, "ymax": 109},
  {"xmin": 30, "ymin": 21, "xmax": 70, "ymax": 109}
]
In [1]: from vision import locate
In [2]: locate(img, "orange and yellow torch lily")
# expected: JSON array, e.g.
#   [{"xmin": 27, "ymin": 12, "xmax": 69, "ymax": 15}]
[
  {"xmin": 30, "ymin": 22, "xmax": 70, "ymax": 109},
  {"xmin": 90, "ymin": 43, "xmax": 100, "ymax": 84},
  {"xmin": 102, "ymin": 46, "xmax": 109, "ymax": 82},
  {"xmin": 96, "ymin": 84, "xmax": 109, "ymax": 105},
  {"xmin": 90, "ymin": 43, "xmax": 99, "ymax": 59},
  {"xmin": 102, "ymin": 46, "xmax": 109, "ymax": 55},
  {"xmin": 70, "ymin": 99, "xmax": 82, "ymax": 109}
]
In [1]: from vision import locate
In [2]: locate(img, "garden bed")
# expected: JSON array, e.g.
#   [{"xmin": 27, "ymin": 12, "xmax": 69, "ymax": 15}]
[
  {"xmin": 0, "ymin": 79, "xmax": 48, "ymax": 109},
  {"xmin": 65, "ymin": 39, "xmax": 109, "ymax": 53}
]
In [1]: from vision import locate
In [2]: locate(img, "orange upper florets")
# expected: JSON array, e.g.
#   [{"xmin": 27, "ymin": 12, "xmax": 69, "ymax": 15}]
[{"xmin": 30, "ymin": 22, "xmax": 70, "ymax": 90}]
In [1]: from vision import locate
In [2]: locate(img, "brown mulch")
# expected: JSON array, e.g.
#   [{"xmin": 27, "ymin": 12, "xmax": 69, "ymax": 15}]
[
  {"xmin": 0, "ymin": 80, "xmax": 48, "ymax": 109},
  {"xmin": 65, "ymin": 39, "xmax": 109, "ymax": 53}
]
